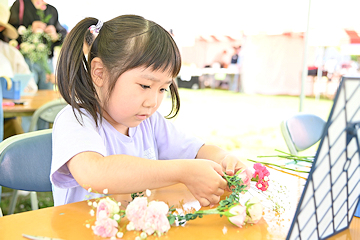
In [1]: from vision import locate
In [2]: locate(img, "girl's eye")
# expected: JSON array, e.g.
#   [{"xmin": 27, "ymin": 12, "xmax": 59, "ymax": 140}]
[
  {"xmin": 140, "ymin": 84, "xmax": 150, "ymax": 89},
  {"xmin": 160, "ymin": 88, "xmax": 168, "ymax": 93}
]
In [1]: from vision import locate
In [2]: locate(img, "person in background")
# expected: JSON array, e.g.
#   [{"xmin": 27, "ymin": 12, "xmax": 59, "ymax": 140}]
[
  {"xmin": 0, "ymin": 3, "xmax": 37, "ymax": 138},
  {"xmin": 8, "ymin": 0, "xmax": 67, "ymax": 90},
  {"xmin": 51, "ymin": 15, "xmax": 249, "ymax": 207},
  {"xmin": 213, "ymin": 50, "xmax": 229, "ymax": 68},
  {"xmin": 228, "ymin": 45, "xmax": 243, "ymax": 92}
]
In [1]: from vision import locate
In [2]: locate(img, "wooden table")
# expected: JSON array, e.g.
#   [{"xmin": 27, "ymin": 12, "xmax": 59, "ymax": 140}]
[
  {"xmin": 2, "ymin": 90, "xmax": 62, "ymax": 118},
  {"xmin": 0, "ymin": 170, "xmax": 358, "ymax": 240}
]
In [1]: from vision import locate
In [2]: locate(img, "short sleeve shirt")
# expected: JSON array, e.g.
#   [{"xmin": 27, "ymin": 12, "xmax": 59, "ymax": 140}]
[{"xmin": 50, "ymin": 106, "xmax": 204, "ymax": 206}]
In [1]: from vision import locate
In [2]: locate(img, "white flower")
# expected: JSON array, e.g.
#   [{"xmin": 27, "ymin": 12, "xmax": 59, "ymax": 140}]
[
  {"xmin": 126, "ymin": 221, "xmax": 135, "ymax": 231},
  {"xmin": 135, "ymin": 237, "xmax": 141, "ymax": 240},
  {"xmin": 36, "ymin": 43, "xmax": 46, "ymax": 51},
  {"xmin": 146, "ymin": 189, "xmax": 151, "ymax": 197},
  {"xmin": 140, "ymin": 232, "xmax": 147, "ymax": 239},
  {"xmin": 88, "ymin": 201, "xmax": 92, "ymax": 206},
  {"xmin": 85, "ymin": 223, "xmax": 90, "ymax": 228},
  {"xmin": 20, "ymin": 42, "xmax": 30, "ymax": 53},
  {"xmin": 89, "ymin": 209, "xmax": 95, "ymax": 217},
  {"xmin": 113, "ymin": 214, "xmax": 120, "ymax": 221},
  {"xmin": 264, "ymin": 176, "xmax": 269, "ymax": 181},
  {"xmin": 92, "ymin": 202, "xmax": 98, "ymax": 208},
  {"xmin": 18, "ymin": 25, "xmax": 27, "ymax": 35},
  {"xmin": 116, "ymin": 232, "xmax": 124, "ymax": 238},
  {"xmin": 245, "ymin": 197, "xmax": 263, "ymax": 224},
  {"xmin": 88, "ymin": 188, "xmax": 92, "ymax": 193},
  {"xmin": 28, "ymin": 44, "xmax": 35, "ymax": 51},
  {"xmin": 103, "ymin": 189, "xmax": 109, "ymax": 194},
  {"xmin": 9, "ymin": 39, "xmax": 18, "ymax": 48}
]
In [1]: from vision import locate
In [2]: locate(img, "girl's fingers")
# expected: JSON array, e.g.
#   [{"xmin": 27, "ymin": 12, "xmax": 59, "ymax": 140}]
[{"xmin": 199, "ymin": 198, "xmax": 211, "ymax": 207}]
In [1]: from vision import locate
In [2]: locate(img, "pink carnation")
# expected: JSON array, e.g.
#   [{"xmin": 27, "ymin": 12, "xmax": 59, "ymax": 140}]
[
  {"xmin": 227, "ymin": 205, "xmax": 247, "ymax": 227},
  {"xmin": 256, "ymin": 179, "xmax": 269, "ymax": 191},
  {"xmin": 125, "ymin": 197, "xmax": 148, "ymax": 230},
  {"xmin": 142, "ymin": 201, "xmax": 171, "ymax": 235},
  {"xmin": 96, "ymin": 198, "xmax": 120, "ymax": 220},
  {"xmin": 92, "ymin": 218, "xmax": 118, "ymax": 238},
  {"xmin": 252, "ymin": 163, "xmax": 270, "ymax": 181},
  {"xmin": 236, "ymin": 168, "xmax": 252, "ymax": 190}
]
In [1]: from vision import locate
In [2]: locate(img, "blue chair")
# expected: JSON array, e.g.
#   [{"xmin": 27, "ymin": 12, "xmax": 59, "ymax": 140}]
[
  {"xmin": 5, "ymin": 98, "xmax": 66, "ymax": 215},
  {"xmin": 280, "ymin": 113, "xmax": 326, "ymax": 155},
  {"xmin": 0, "ymin": 78, "xmax": 4, "ymax": 216},
  {"xmin": 0, "ymin": 129, "xmax": 52, "ymax": 216},
  {"xmin": 280, "ymin": 113, "xmax": 360, "ymax": 218}
]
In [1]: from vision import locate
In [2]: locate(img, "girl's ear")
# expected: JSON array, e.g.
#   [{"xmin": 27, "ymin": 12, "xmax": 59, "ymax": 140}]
[{"xmin": 91, "ymin": 57, "xmax": 105, "ymax": 87}]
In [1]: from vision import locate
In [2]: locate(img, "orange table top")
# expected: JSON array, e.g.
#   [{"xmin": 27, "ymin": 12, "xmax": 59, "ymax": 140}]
[
  {"xmin": 0, "ymin": 172, "xmax": 359, "ymax": 240},
  {"xmin": 2, "ymin": 90, "xmax": 63, "ymax": 118}
]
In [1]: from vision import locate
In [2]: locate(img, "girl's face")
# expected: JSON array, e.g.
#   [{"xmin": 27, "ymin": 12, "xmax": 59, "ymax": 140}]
[{"xmin": 101, "ymin": 67, "xmax": 172, "ymax": 135}]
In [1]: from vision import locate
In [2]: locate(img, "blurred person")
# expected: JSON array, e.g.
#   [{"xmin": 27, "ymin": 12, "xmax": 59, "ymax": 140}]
[
  {"xmin": 9, "ymin": 0, "xmax": 67, "ymax": 90},
  {"xmin": 213, "ymin": 50, "xmax": 229, "ymax": 68},
  {"xmin": 228, "ymin": 45, "xmax": 242, "ymax": 92},
  {"xmin": 0, "ymin": 3, "xmax": 37, "ymax": 138},
  {"xmin": 323, "ymin": 58, "xmax": 339, "ymax": 82}
]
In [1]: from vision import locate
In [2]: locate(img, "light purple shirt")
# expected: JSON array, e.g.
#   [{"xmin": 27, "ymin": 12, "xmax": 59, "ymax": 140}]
[{"xmin": 50, "ymin": 106, "xmax": 204, "ymax": 206}]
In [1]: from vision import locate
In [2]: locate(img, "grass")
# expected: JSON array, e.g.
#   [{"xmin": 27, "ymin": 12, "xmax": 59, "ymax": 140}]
[{"xmin": 0, "ymin": 88, "xmax": 333, "ymax": 215}]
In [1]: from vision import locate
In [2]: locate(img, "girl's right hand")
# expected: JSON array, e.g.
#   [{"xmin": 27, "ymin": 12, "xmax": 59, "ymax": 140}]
[{"xmin": 180, "ymin": 159, "xmax": 227, "ymax": 207}]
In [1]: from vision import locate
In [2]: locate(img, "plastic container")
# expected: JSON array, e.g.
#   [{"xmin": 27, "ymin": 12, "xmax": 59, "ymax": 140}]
[
  {"xmin": 1, "ymin": 74, "xmax": 33, "ymax": 99},
  {"xmin": 1, "ymin": 76, "xmax": 21, "ymax": 99},
  {"xmin": 13, "ymin": 73, "xmax": 33, "ymax": 96}
]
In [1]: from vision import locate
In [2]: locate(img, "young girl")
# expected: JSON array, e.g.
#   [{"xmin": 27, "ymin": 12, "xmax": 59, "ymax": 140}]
[{"xmin": 50, "ymin": 15, "xmax": 248, "ymax": 207}]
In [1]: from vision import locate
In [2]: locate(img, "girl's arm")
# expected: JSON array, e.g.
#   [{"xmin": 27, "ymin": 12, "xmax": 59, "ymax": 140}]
[
  {"xmin": 196, "ymin": 144, "xmax": 248, "ymax": 176},
  {"xmin": 67, "ymin": 151, "xmax": 228, "ymax": 206}
]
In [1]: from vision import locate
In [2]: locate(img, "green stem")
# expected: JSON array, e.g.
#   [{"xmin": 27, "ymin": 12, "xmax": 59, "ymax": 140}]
[
  {"xmin": 274, "ymin": 149, "xmax": 314, "ymax": 158},
  {"xmin": 247, "ymin": 159, "xmax": 310, "ymax": 173},
  {"xmin": 194, "ymin": 209, "xmax": 222, "ymax": 215},
  {"xmin": 257, "ymin": 155, "xmax": 314, "ymax": 163}
]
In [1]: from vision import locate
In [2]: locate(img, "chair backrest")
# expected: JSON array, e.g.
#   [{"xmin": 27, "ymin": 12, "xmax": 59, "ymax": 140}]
[
  {"xmin": 280, "ymin": 113, "xmax": 326, "ymax": 155},
  {"xmin": 0, "ymin": 78, "xmax": 4, "ymax": 141},
  {"xmin": 0, "ymin": 129, "xmax": 52, "ymax": 192},
  {"xmin": 28, "ymin": 98, "xmax": 67, "ymax": 132}
]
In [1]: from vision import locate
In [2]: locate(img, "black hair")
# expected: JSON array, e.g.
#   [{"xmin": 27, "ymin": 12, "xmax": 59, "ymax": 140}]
[{"xmin": 56, "ymin": 15, "xmax": 181, "ymax": 127}]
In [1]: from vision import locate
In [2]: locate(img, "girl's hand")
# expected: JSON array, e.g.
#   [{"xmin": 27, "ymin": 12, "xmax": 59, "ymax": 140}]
[
  {"xmin": 180, "ymin": 159, "xmax": 227, "ymax": 207},
  {"xmin": 221, "ymin": 154, "xmax": 248, "ymax": 176},
  {"xmin": 220, "ymin": 155, "xmax": 249, "ymax": 192}
]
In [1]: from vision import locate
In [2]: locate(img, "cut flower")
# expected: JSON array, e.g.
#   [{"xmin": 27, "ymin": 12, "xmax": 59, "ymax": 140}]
[
  {"xmin": 87, "ymin": 164, "xmax": 271, "ymax": 239},
  {"xmin": 227, "ymin": 204, "xmax": 247, "ymax": 227},
  {"xmin": 245, "ymin": 197, "xmax": 263, "ymax": 224}
]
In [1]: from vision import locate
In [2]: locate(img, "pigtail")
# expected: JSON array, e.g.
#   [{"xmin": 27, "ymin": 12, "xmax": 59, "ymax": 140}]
[{"xmin": 56, "ymin": 17, "xmax": 101, "ymax": 126}]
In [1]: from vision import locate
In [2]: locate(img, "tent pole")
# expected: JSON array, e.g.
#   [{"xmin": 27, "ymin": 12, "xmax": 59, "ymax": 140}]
[{"xmin": 299, "ymin": 0, "xmax": 312, "ymax": 112}]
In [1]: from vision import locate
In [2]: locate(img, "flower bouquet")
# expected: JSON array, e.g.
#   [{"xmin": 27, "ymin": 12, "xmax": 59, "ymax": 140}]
[
  {"xmin": 86, "ymin": 163, "xmax": 274, "ymax": 239},
  {"xmin": 9, "ymin": 10, "xmax": 60, "ymax": 74}
]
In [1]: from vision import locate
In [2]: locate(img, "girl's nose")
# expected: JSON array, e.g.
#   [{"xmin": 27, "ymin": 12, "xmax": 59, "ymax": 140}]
[{"xmin": 143, "ymin": 93, "xmax": 158, "ymax": 108}]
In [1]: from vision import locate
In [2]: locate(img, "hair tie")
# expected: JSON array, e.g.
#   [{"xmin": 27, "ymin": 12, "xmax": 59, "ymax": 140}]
[{"xmin": 89, "ymin": 20, "xmax": 103, "ymax": 34}]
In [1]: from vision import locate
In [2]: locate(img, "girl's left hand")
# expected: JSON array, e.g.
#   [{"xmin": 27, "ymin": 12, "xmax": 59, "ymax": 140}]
[{"xmin": 220, "ymin": 154, "xmax": 247, "ymax": 176}]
